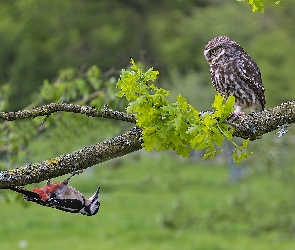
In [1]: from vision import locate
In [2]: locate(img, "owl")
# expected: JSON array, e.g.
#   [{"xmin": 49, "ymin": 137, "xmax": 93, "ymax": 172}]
[{"xmin": 204, "ymin": 36, "xmax": 265, "ymax": 114}]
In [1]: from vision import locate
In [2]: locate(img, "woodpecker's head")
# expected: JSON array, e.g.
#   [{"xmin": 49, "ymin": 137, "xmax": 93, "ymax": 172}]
[{"xmin": 80, "ymin": 187, "xmax": 100, "ymax": 216}]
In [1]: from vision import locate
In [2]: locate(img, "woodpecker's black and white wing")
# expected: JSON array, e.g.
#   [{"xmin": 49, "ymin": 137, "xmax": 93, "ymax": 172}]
[
  {"xmin": 9, "ymin": 186, "xmax": 100, "ymax": 216},
  {"xmin": 9, "ymin": 186, "xmax": 41, "ymax": 201},
  {"xmin": 39, "ymin": 198, "xmax": 85, "ymax": 213},
  {"xmin": 9, "ymin": 186, "xmax": 83, "ymax": 212}
]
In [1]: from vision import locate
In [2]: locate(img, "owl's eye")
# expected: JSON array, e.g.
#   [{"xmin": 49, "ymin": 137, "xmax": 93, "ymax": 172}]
[{"xmin": 210, "ymin": 49, "xmax": 217, "ymax": 55}]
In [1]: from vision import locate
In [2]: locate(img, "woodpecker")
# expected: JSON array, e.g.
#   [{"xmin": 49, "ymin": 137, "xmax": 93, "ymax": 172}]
[{"xmin": 9, "ymin": 171, "xmax": 100, "ymax": 216}]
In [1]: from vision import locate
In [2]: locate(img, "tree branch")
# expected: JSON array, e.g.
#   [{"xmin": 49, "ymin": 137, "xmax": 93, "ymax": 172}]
[
  {"xmin": 0, "ymin": 126, "xmax": 142, "ymax": 188},
  {"xmin": 0, "ymin": 103, "xmax": 136, "ymax": 123},
  {"xmin": 0, "ymin": 100, "xmax": 294, "ymax": 189},
  {"xmin": 226, "ymin": 100, "xmax": 295, "ymax": 140}
]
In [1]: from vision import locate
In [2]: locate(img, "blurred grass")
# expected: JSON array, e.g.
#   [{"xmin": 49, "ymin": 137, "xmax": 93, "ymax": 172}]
[{"xmin": 1, "ymin": 152, "xmax": 295, "ymax": 250}]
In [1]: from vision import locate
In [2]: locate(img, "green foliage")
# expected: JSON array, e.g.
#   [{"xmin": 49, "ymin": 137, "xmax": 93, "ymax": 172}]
[
  {"xmin": 117, "ymin": 60, "xmax": 251, "ymax": 162},
  {"xmin": 0, "ymin": 64, "xmax": 122, "ymax": 167},
  {"xmin": 237, "ymin": 0, "xmax": 283, "ymax": 12},
  {"xmin": 0, "ymin": 0, "xmax": 292, "ymax": 113},
  {"xmin": 273, "ymin": 0, "xmax": 283, "ymax": 6},
  {"xmin": 40, "ymin": 65, "xmax": 119, "ymax": 107}
]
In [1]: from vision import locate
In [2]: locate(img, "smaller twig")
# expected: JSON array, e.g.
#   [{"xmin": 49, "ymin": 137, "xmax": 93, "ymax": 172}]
[
  {"xmin": 41, "ymin": 114, "xmax": 50, "ymax": 124},
  {"xmin": 0, "ymin": 103, "xmax": 136, "ymax": 124},
  {"xmin": 217, "ymin": 124, "xmax": 240, "ymax": 150}
]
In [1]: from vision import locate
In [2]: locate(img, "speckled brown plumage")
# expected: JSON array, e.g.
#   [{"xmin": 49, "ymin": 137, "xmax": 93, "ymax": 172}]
[{"xmin": 204, "ymin": 36, "xmax": 265, "ymax": 113}]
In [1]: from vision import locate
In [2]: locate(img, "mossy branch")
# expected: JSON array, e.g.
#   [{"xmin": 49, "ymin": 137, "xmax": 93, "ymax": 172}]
[
  {"xmin": 0, "ymin": 100, "xmax": 294, "ymax": 188},
  {"xmin": 0, "ymin": 126, "xmax": 142, "ymax": 188},
  {"xmin": 226, "ymin": 100, "xmax": 295, "ymax": 140},
  {"xmin": 0, "ymin": 102, "xmax": 136, "ymax": 123}
]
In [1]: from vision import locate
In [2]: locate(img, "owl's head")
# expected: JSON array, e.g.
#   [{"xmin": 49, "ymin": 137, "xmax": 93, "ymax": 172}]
[{"xmin": 204, "ymin": 36, "xmax": 241, "ymax": 64}]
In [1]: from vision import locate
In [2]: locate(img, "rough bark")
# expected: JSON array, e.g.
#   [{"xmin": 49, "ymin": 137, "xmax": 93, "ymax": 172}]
[
  {"xmin": 227, "ymin": 100, "xmax": 295, "ymax": 140},
  {"xmin": 0, "ymin": 103, "xmax": 136, "ymax": 123},
  {"xmin": 0, "ymin": 101, "xmax": 294, "ymax": 188},
  {"xmin": 0, "ymin": 126, "xmax": 142, "ymax": 188}
]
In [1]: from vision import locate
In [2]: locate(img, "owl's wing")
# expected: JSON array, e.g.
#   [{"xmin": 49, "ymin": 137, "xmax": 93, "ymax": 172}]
[
  {"xmin": 236, "ymin": 57, "xmax": 265, "ymax": 109},
  {"xmin": 236, "ymin": 58, "xmax": 262, "ymax": 91}
]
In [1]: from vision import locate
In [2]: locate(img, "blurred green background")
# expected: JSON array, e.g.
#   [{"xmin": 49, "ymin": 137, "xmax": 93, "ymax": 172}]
[{"xmin": 1, "ymin": 0, "xmax": 295, "ymax": 249}]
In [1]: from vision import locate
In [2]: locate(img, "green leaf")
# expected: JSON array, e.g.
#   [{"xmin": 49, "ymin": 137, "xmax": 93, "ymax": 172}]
[
  {"xmin": 273, "ymin": 0, "xmax": 283, "ymax": 6},
  {"xmin": 225, "ymin": 96, "xmax": 235, "ymax": 114},
  {"xmin": 116, "ymin": 59, "xmax": 252, "ymax": 163},
  {"xmin": 237, "ymin": 0, "xmax": 264, "ymax": 12},
  {"xmin": 203, "ymin": 113, "xmax": 211, "ymax": 126}
]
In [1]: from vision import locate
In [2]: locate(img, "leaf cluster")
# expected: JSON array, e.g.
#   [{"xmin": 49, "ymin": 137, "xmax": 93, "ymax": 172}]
[
  {"xmin": 0, "ymin": 65, "xmax": 122, "ymax": 167},
  {"xmin": 117, "ymin": 60, "xmax": 251, "ymax": 162},
  {"xmin": 41, "ymin": 66, "xmax": 119, "ymax": 107},
  {"xmin": 237, "ymin": 0, "xmax": 283, "ymax": 12}
]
